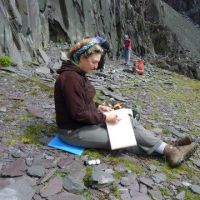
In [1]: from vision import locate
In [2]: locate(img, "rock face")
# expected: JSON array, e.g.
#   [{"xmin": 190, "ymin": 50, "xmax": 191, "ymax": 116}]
[
  {"xmin": 164, "ymin": 0, "xmax": 200, "ymax": 25},
  {"xmin": 0, "ymin": 0, "xmax": 200, "ymax": 67}
]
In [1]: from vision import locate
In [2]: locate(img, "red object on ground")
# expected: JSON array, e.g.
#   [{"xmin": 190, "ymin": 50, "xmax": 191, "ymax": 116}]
[{"xmin": 136, "ymin": 59, "xmax": 144, "ymax": 75}]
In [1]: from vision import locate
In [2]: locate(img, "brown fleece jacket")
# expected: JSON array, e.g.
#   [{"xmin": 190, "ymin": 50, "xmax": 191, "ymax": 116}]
[{"xmin": 54, "ymin": 60, "xmax": 106, "ymax": 129}]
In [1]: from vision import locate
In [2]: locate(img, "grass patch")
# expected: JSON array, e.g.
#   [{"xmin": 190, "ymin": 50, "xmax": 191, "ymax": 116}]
[
  {"xmin": 6, "ymin": 137, "xmax": 19, "ymax": 145},
  {"xmin": 176, "ymin": 188, "xmax": 200, "ymax": 200},
  {"xmin": 30, "ymin": 88, "xmax": 38, "ymax": 95},
  {"xmin": 32, "ymin": 80, "xmax": 54, "ymax": 93},
  {"xmin": 83, "ymin": 149, "xmax": 104, "ymax": 160},
  {"xmin": 82, "ymin": 189, "xmax": 93, "ymax": 200},
  {"xmin": 148, "ymin": 159, "xmax": 161, "ymax": 166},
  {"xmin": 20, "ymin": 124, "xmax": 44, "ymax": 144},
  {"xmin": 108, "ymin": 156, "xmax": 121, "ymax": 166},
  {"xmin": 160, "ymin": 163, "xmax": 176, "ymax": 180},
  {"xmin": 4, "ymin": 115, "xmax": 13, "ymax": 123},
  {"xmin": 184, "ymin": 190, "xmax": 200, "ymax": 200},
  {"xmin": 148, "ymin": 159, "xmax": 200, "ymax": 181},
  {"xmin": 6, "ymin": 131, "xmax": 19, "ymax": 145},
  {"xmin": 83, "ymin": 166, "xmax": 93, "ymax": 187},
  {"xmin": 12, "ymin": 101, "xmax": 24, "ymax": 109},
  {"xmin": 163, "ymin": 128, "xmax": 172, "ymax": 135},
  {"xmin": 190, "ymin": 129, "xmax": 199, "ymax": 137},
  {"xmin": 123, "ymin": 159, "xmax": 144, "ymax": 174},
  {"xmin": 176, "ymin": 163, "xmax": 200, "ymax": 179},
  {"xmin": 20, "ymin": 123, "xmax": 56, "ymax": 144},
  {"xmin": 0, "ymin": 55, "xmax": 12, "ymax": 66},
  {"xmin": 160, "ymin": 187, "xmax": 171, "ymax": 196},
  {"xmin": 144, "ymin": 123, "xmax": 154, "ymax": 130},
  {"xmin": 112, "ymin": 171, "xmax": 125, "ymax": 180},
  {"xmin": 110, "ymin": 185, "xmax": 121, "ymax": 199},
  {"xmin": 150, "ymin": 108, "xmax": 162, "ymax": 120},
  {"xmin": 19, "ymin": 113, "xmax": 36, "ymax": 121},
  {"xmin": 54, "ymin": 169, "xmax": 69, "ymax": 177},
  {"xmin": 160, "ymin": 162, "xmax": 199, "ymax": 181},
  {"xmin": 94, "ymin": 91, "xmax": 101, "ymax": 102},
  {"xmin": 118, "ymin": 68, "xmax": 200, "ymax": 140}
]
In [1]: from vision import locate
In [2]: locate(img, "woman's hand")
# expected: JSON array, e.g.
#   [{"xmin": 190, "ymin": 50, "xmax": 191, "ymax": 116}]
[
  {"xmin": 106, "ymin": 113, "xmax": 121, "ymax": 124},
  {"xmin": 98, "ymin": 105, "xmax": 113, "ymax": 113}
]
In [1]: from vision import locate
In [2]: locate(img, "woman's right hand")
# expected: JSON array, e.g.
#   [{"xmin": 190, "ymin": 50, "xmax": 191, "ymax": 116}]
[{"xmin": 106, "ymin": 113, "xmax": 121, "ymax": 124}]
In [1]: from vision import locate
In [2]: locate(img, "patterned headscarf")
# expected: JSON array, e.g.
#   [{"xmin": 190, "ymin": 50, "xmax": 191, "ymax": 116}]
[{"xmin": 72, "ymin": 40, "xmax": 98, "ymax": 63}]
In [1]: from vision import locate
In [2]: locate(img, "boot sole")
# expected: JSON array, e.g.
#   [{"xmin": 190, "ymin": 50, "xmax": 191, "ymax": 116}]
[{"xmin": 173, "ymin": 143, "xmax": 198, "ymax": 167}]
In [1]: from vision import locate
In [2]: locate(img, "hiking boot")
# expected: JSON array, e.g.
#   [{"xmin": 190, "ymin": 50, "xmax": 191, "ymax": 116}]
[
  {"xmin": 171, "ymin": 136, "xmax": 193, "ymax": 146},
  {"xmin": 164, "ymin": 143, "xmax": 197, "ymax": 167}
]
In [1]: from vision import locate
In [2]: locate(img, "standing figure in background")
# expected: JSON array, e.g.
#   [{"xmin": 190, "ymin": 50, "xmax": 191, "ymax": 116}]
[
  {"xmin": 124, "ymin": 34, "xmax": 132, "ymax": 66},
  {"xmin": 94, "ymin": 34, "xmax": 110, "ymax": 71}
]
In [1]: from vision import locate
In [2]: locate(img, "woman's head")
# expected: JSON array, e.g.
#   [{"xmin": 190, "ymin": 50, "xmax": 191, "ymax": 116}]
[{"xmin": 68, "ymin": 38, "xmax": 104, "ymax": 73}]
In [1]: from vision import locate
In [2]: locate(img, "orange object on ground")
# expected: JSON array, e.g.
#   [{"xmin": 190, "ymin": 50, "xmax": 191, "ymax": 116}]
[{"xmin": 136, "ymin": 59, "xmax": 144, "ymax": 75}]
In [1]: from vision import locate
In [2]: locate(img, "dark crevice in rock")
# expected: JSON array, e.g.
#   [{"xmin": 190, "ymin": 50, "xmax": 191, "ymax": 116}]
[
  {"xmin": 59, "ymin": 0, "xmax": 69, "ymax": 29},
  {"xmin": 72, "ymin": 0, "xmax": 85, "ymax": 23},
  {"xmin": 48, "ymin": 19, "xmax": 70, "ymax": 43}
]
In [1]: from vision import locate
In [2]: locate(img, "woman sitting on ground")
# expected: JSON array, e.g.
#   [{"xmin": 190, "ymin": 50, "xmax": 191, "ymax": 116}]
[{"xmin": 54, "ymin": 38, "xmax": 197, "ymax": 168}]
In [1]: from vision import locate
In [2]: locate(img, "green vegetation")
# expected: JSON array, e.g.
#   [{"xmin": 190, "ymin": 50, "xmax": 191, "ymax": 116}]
[
  {"xmin": 32, "ymin": 79, "xmax": 54, "ymax": 93},
  {"xmin": 147, "ymin": 158, "xmax": 200, "ymax": 181},
  {"xmin": 150, "ymin": 108, "xmax": 161, "ymax": 120},
  {"xmin": 12, "ymin": 101, "xmax": 25, "ymax": 109},
  {"xmin": 119, "ymin": 68, "xmax": 200, "ymax": 142},
  {"xmin": 110, "ymin": 185, "xmax": 121, "ymax": 199},
  {"xmin": 143, "ymin": 122, "xmax": 154, "ymax": 130},
  {"xmin": 154, "ymin": 59, "xmax": 167, "ymax": 68},
  {"xmin": 19, "ymin": 113, "xmax": 36, "ymax": 121},
  {"xmin": 54, "ymin": 169, "xmax": 69, "ymax": 177},
  {"xmin": 94, "ymin": 91, "xmax": 101, "ymax": 102},
  {"xmin": 30, "ymin": 88, "xmax": 38, "ymax": 95},
  {"xmin": 3, "ymin": 115, "xmax": 13, "ymax": 123},
  {"xmin": 82, "ymin": 189, "xmax": 93, "ymax": 200},
  {"xmin": 184, "ymin": 189, "xmax": 200, "ymax": 200},
  {"xmin": 83, "ymin": 166, "xmax": 93, "ymax": 187},
  {"xmin": 6, "ymin": 131, "xmax": 19, "ymax": 145},
  {"xmin": 20, "ymin": 124, "xmax": 45, "ymax": 144},
  {"xmin": 123, "ymin": 159, "xmax": 145, "ymax": 174},
  {"xmin": 20, "ymin": 123, "xmax": 56, "ymax": 144},
  {"xmin": 1, "ymin": 51, "xmax": 200, "ymax": 199},
  {"xmin": 0, "ymin": 55, "xmax": 12, "ymax": 67},
  {"xmin": 175, "ymin": 163, "xmax": 199, "ymax": 179},
  {"xmin": 83, "ymin": 149, "xmax": 104, "ymax": 160},
  {"xmin": 108, "ymin": 156, "xmax": 121, "ymax": 166},
  {"xmin": 160, "ymin": 187, "xmax": 171, "ymax": 196},
  {"xmin": 163, "ymin": 128, "xmax": 172, "ymax": 135},
  {"xmin": 175, "ymin": 188, "xmax": 200, "ymax": 200},
  {"xmin": 16, "ymin": 76, "xmax": 54, "ymax": 93},
  {"xmin": 164, "ymin": 162, "xmax": 197, "ymax": 180},
  {"xmin": 112, "ymin": 171, "xmax": 125, "ymax": 180}
]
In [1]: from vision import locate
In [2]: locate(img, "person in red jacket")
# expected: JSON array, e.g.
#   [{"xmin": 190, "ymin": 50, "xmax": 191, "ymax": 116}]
[
  {"xmin": 124, "ymin": 34, "xmax": 132, "ymax": 65},
  {"xmin": 54, "ymin": 38, "xmax": 197, "ymax": 168}
]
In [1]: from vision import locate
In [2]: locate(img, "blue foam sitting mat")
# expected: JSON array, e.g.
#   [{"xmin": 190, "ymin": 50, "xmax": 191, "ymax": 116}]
[{"xmin": 48, "ymin": 135, "xmax": 84, "ymax": 156}]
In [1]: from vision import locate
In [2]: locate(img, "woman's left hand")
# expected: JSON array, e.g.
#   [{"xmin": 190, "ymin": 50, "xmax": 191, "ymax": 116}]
[{"xmin": 98, "ymin": 105, "xmax": 113, "ymax": 113}]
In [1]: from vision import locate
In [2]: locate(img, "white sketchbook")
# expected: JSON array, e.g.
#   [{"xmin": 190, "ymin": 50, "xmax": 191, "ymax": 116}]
[{"xmin": 105, "ymin": 108, "xmax": 137, "ymax": 150}]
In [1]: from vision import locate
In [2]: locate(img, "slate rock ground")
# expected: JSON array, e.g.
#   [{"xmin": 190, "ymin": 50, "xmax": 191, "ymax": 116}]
[{"xmin": 0, "ymin": 46, "xmax": 200, "ymax": 199}]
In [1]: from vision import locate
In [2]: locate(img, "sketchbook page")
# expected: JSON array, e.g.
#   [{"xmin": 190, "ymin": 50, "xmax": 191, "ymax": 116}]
[{"xmin": 105, "ymin": 108, "xmax": 137, "ymax": 150}]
